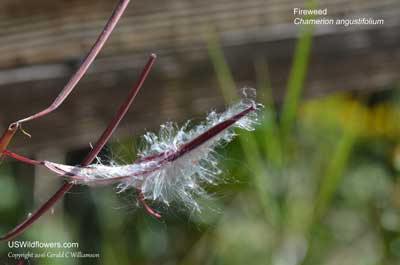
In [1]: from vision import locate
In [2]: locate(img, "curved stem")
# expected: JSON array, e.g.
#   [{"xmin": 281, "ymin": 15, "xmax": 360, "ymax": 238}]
[
  {"xmin": 81, "ymin": 53, "xmax": 156, "ymax": 165},
  {"xmin": 136, "ymin": 189, "xmax": 162, "ymax": 218},
  {"xmin": 3, "ymin": 105, "xmax": 255, "ymax": 185},
  {"xmin": 17, "ymin": 0, "xmax": 131, "ymax": 124},
  {"xmin": 0, "ymin": 0, "xmax": 130, "ymax": 159},
  {"xmin": 0, "ymin": 54, "xmax": 156, "ymax": 241},
  {"xmin": 1, "ymin": 101, "xmax": 254, "ymax": 225}
]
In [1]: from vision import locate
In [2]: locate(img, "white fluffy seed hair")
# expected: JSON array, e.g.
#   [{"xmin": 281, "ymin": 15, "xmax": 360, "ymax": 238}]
[{"xmin": 46, "ymin": 88, "xmax": 262, "ymax": 211}]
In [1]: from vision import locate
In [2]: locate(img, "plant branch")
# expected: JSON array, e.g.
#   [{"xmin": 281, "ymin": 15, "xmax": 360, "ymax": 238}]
[
  {"xmin": 136, "ymin": 189, "xmax": 162, "ymax": 218},
  {"xmin": 0, "ymin": 124, "xmax": 19, "ymax": 160},
  {"xmin": 2, "ymin": 105, "xmax": 255, "ymax": 185},
  {"xmin": 0, "ymin": 54, "xmax": 156, "ymax": 241},
  {"xmin": 0, "ymin": 0, "xmax": 130, "ymax": 158},
  {"xmin": 17, "ymin": 0, "xmax": 131, "ymax": 124}
]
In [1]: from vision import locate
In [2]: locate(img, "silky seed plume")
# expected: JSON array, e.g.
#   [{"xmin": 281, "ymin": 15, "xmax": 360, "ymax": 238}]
[{"xmin": 4, "ymin": 88, "xmax": 262, "ymax": 212}]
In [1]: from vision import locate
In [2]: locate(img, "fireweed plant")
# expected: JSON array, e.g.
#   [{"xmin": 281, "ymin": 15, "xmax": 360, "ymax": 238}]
[
  {"xmin": 0, "ymin": 0, "xmax": 261, "ymax": 241},
  {"xmin": 4, "ymin": 88, "xmax": 260, "ymax": 209}
]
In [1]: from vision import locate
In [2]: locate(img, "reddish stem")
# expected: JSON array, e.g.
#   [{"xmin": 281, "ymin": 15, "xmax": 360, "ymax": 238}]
[
  {"xmin": 167, "ymin": 105, "xmax": 255, "ymax": 162},
  {"xmin": 0, "ymin": 123, "xmax": 18, "ymax": 159},
  {"xmin": 3, "ymin": 150, "xmax": 163, "ymax": 218},
  {"xmin": 17, "ymin": 0, "xmax": 131, "ymax": 124},
  {"xmin": 2, "ymin": 103, "xmax": 254, "ymax": 221},
  {"xmin": 136, "ymin": 189, "xmax": 162, "ymax": 218},
  {"xmin": 0, "ymin": 0, "xmax": 130, "ymax": 159},
  {"xmin": 3, "ymin": 105, "xmax": 255, "ymax": 185},
  {"xmin": 0, "ymin": 54, "xmax": 156, "ymax": 241},
  {"xmin": 81, "ymin": 53, "xmax": 156, "ymax": 165},
  {"xmin": 2, "ymin": 149, "xmax": 43, "ymax": 166}
]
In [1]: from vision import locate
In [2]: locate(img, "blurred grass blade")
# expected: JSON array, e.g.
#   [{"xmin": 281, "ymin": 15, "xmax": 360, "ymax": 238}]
[
  {"xmin": 313, "ymin": 130, "xmax": 356, "ymax": 220},
  {"xmin": 240, "ymin": 133, "xmax": 281, "ymax": 226},
  {"xmin": 313, "ymin": 100, "xmax": 362, "ymax": 220},
  {"xmin": 206, "ymin": 29, "xmax": 238, "ymax": 102},
  {"xmin": 255, "ymin": 59, "xmax": 273, "ymax": 106},
  {"xmin": 206, "ymin": 30, "xmax": 280, "ymax": 226},
  {"xmin": 255, "ymin": 59, "xmax": 283, "ymax": 169},
  {"xmin": 280, "ymin": 1, "xmax": 316, "ymax": 139}
]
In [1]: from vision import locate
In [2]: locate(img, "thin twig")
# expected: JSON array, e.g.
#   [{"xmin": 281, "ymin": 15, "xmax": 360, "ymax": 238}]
[
  {"xmin": 0, "ymin": 54, "xmax": 156, "ymax": 241},
  {"xmin": 0, "ymin": 0, "xmax": 130, "ymax": 158},
  {"xmin": 2, "ymin": 104, "xmax": 255, "ymax": 219},
  {"xmin": 2, "ymin": 105, "xmax": 255, "ymax": 184},
  {"xmin": 17, "ymin": 0, "xmax": 131, "ymax": 124},
  {"xmin": 136, "ymin": 189, "xmax": 162, "ymax": 218},
  {"xmin": 0, "ymin": 124, "xmax": 18, "ymax": 159}
]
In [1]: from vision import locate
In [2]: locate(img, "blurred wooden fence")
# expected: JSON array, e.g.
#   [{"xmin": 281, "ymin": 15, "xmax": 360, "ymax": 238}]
[{"xmin": 0, "ymin": 0, "xmax": 399, "ymax": 152}]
